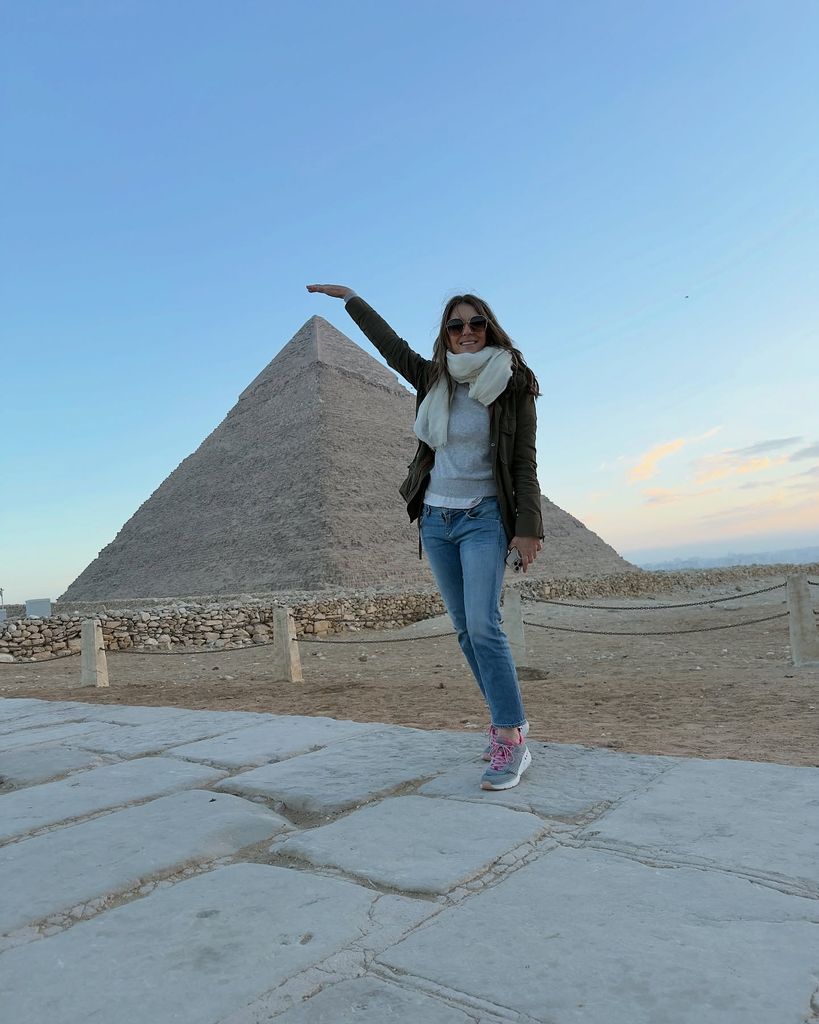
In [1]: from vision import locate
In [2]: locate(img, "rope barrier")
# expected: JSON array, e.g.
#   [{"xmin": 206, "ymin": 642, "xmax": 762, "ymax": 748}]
[
  {"xmin": 298, "ymin": 632, "xmax": 456, "ymax": 644},
  {"xmin": 0, "ymin": 630, "xmax": 459, "ymax": 663},
  {"xmin": 115, "ymin": 637, "xmax": 283, "ymax": 656},
  {"xmin": 2, "ymin": 650, "xmax": 82, "ymax": 665},
  {"xmin": 523, "ymin": 581, "xmax": 787, "ymax": 611},
  {"xmin": 522, "ymin": 611, "xmax": 790, "ymax": 637},
  {"xmin": 2, "ymin": 577, "xmax": 814, "ymax": 663}
]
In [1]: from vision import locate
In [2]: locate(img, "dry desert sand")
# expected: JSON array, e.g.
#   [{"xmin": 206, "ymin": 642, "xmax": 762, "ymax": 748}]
[{"xmin": 4, "ymin": 576, "xmax": 817, "ymax": 768}]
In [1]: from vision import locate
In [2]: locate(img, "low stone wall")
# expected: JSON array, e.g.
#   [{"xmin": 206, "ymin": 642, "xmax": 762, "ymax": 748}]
[
  {"xmin": 0, "ymin": 592, "xmax": 446, "ymax": 663},
  {"xmin": 516, "ymin": 562, "xmax": 819, "ymax": 600},
  {"xmin": 1, "ymin": 563, "xmax": 816, "ymax": 663}
]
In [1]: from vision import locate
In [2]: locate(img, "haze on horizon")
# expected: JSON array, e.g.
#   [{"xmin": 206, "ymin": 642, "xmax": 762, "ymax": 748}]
[{"xmin": 1, "ymin": 2, "xmax": 817, "ymax": 605}]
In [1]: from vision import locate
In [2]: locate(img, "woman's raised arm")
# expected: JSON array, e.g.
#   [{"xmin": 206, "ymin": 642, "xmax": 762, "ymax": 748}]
[
  {"xmin": 306, "ymin": 283, "xmax": 354, "ymax": 300},
  {"xmin": 306, "ymin": 283, "xmax": 431, "ymax": 391}
]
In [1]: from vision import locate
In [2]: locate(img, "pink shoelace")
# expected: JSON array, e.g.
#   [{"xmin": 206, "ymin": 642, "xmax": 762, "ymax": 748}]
[{"xmin": 488, "ymin": 737, "xmax": 517, "ymax": 771}]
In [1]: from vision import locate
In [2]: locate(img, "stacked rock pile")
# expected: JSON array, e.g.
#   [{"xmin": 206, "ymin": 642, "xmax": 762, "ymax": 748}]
[
  {"xmin": 516, "ymin": 563, "xmax": 819, "ymax": 601},
  {"xmin": 0, "ymin": 593, "xmax": 446, "ymax": 663}
]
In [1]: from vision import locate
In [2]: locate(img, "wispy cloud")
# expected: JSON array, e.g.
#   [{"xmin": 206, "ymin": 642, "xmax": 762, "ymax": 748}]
[
  {"xmin": 791, "ymin": 443, "xmax": 819, "ymax": 460},
  {"xmin": 642, "ymin": 488, "xmax": 681, "ymax": 506},
  {"xmin": 643, "ymin": 486, "xmax": 721, "ymax": 506},
  {"xmin": 735, "ymin": 462, "xmax": 819, "ymax": 494},
  {"xmin": 784, "ymin": 463, "xmax": 819, "ymax": 491},
  {"xmin": 627, "ymin": 427, "xmax": 722, "ymax": 483},
  {"xmin": 692, "ymin": 437, "xmax": 804, "ymax": 484},
  {"xmin": 690, "ymin": 427, "xmax": 724, "ymax": 443},
  {"xmin": 696, "ymin": 492, "xmax": 818, "ymax": 529},
  {"xmin": 629, "ymin": 440, "xmax": 686, "ymax": 482},
  {"xmin": 598, "ymin": 456, "xmax": 628, "ymax": 472},
  {"xmin": 698, "ymin": 495, "xmax": 787, "ymax": 522},
  {"xmin": 693, "ymin": 451, "xmax": 790, "ymax": 484},
  {"xmin": 731, "ymin": 437, "xmax": 802, "ymax": 456},
  {"xmin": 737, "ymin": 480, "xmax": 773, "ymax": 490}
]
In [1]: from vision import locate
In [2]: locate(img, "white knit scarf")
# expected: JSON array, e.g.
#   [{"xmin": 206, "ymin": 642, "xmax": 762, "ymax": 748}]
[{"xmin": 414, "ymin": 347, "xmax": 513, "ymax": 449}]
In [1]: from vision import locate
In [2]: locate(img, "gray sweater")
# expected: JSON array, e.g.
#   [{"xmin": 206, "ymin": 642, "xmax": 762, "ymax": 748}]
[{"xmin": 425, "ymin": 383, "xmax": 497, "ymax": 508}]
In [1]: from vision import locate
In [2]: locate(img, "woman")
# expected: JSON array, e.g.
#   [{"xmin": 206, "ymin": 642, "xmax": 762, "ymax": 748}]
[{"xmin": 306, "ymin": 284, "xmax": 543, "ymax": 790}]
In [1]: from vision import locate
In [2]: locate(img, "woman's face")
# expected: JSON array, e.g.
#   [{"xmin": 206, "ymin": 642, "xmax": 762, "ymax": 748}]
[{"xmin": 445, "ymin": 302, "xmax": 488, "ymax": 354}]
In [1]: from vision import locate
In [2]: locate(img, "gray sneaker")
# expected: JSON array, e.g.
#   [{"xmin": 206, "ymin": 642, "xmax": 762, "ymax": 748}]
[
  {"xmin": 480, "ymin": 735, "xmax": 532, "ymax": 791},
  {"xmin": 481, "ymin": 720, "xmax": 529, "ymax": 761}
]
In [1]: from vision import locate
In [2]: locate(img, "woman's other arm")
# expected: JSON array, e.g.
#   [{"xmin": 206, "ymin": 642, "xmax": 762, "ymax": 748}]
[
  {"xmin": 508, "ymin": 386, "xmax": 544, "ymax": 571},
  {"xmin": 306, "ymin": 284, "xmax": 430, "ymax": 391}
]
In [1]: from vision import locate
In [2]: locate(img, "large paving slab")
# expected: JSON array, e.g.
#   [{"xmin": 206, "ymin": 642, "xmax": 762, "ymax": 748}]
[
  {"xmin": 275, "ymin": 795, "xmax": 546, "ymax": 894},
  {"xmin": 379, "ymin": 845, "xmax": 819, "ymax": 1024},
  {"xmin": 0, "ymin": 698, "xmax": 47, "ymax": 716},
  {"xmin": 269, "ymin": 977, "xmax": 485, "ymax": 1023},
  {"xmin": 0, "ymin": 699, "xmax": 82, "ymax": 723},
  {"xmin": 0, "ymin": 863, "xmax": 380, "ymax": 1024},
  {"xmin": 0, "ymin": 706, "xmax": 95, "ymax": 735},
  {"xmin": 0, "ymin": 699, "xmax": 115, "ymax": 726},
  {"xmin": 168, "ymin": 715, "xmax": 379, "ymax": 768},
  {"xmin": 65, "ymin": 703, "xmax": 229, "ymax": 725},
  {"xmin": 419, "ymin": 741, "xmax": 676, "ymax": 821},
  {"xmin": 216, "ymin": 727, "xmax": 481, "ymax": 817},
  {"xmin": 0, "ymin": 743, "xmax": 112, "ymax": 789},
  {"xmin": 68, "ymin": 716, "xmax": 264, "ymax": 758},
  {"xmin": 0, "ymin": 720, "xmax": 110, "ymax": 753},
  {"xmin": 76, "ymin": 704, "xmax": 270, "ymax": 729},
  {"xmin": 580, "ymin": 757, "xmax": 819, "ymax": 893},
  {"xmin": 0, "ymin": 755, "xmax": 226, "ymax": 842},
  {"xmin": 0, "ymin": 700, "xmax": 268, "ymax": 729},
  {"xmin": 0, "ymin": 791, "xmax": 291, "ymax": 936}
]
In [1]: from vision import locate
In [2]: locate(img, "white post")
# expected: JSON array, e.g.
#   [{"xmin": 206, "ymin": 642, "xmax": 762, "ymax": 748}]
[
  {"xmin": 502, "ymin": 587, "xmax": 526, "ymax": 668},
  {"xmin": 271, "ymin": 606, "xmax": 303, "ymax": 682},
  {"xmin": 786, "ymin": 574, "xmax": 819, "ymax": 667},
  {"xmin": 81, "ymin": 618, "xmax": 109, "ymax": 688}
]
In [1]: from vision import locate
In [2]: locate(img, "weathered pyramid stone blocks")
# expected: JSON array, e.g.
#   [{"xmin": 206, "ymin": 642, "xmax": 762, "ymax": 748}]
[{"xmin": 62, "ymin": 315, "xmax": 633, "ymax": 600}]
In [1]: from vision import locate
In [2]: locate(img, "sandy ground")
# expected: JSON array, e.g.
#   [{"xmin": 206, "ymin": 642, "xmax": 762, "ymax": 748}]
[{"xmin": 2, "ymin": 579, "xmax": 817, "ymax": 767}]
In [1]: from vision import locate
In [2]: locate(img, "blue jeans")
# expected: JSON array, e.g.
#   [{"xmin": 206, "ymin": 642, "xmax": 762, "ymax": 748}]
[{"xmin": 420, "ymin": 497, "xmax": 527, "ymax": 729}]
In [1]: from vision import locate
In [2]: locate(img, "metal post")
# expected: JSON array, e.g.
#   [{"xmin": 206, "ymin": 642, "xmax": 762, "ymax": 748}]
[
  {"xmin": 271, "ymin": 606, "xmax": 303, "ymax": 682},
  {"xmin": 81, "ymin": 618, "xmax": 109, "ymax": 688},
  {"xmin": 786, "ymin": 574, "xmax": 819, "ymax": 667}
]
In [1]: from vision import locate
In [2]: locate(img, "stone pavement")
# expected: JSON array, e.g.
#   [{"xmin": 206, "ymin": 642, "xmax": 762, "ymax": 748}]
[{"xmin": 0, "ymin": 697, "xmax": 816, "ymax": 1023}]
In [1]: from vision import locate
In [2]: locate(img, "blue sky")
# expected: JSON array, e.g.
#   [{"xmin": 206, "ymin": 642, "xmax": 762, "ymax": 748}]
[{"xmin": 2, "ymin": 1, "xmax": 818, "ymax": 603}]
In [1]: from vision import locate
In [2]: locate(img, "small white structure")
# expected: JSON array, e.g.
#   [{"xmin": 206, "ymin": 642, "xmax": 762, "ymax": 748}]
[{"xmin": 25, "ymin": 599, "xmax": 52, "ymax": 618}]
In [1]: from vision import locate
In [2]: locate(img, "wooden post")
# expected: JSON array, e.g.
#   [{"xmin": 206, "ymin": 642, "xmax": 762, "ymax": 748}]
[
  {"xmin": 502, "ymin": 587, "xmax": 526, "ymax": 668},
  {"xmin": 271, "ymin": 606, "xmax": 303, "ymax": 682},
  {"xmin": 786, "ymin": 574, "xmax": 819, "ymax": 667},
  {"xmin": 81, "ymin": 618, "xmax": 109, "ymax": 688}
]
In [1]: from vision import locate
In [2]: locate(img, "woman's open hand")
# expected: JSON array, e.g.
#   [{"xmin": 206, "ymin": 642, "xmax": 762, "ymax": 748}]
[
  {"xmin": 510, "ymin": 536, "xmax": 543, "ymax": 573},
  {"xmin": 306, "ymin": 284, "xmax": 352, "ymax": 299}
]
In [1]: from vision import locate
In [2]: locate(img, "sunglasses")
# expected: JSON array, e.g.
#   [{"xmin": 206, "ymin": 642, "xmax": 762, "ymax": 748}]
[{"xmin": 445, "ymin": 315, "xmax": 488, "ymax": 335}]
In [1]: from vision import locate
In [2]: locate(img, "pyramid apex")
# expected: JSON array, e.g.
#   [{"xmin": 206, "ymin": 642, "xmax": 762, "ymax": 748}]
[{"xmin": 237, "ymin": 313, "xmax": 409, "ymax": 403}]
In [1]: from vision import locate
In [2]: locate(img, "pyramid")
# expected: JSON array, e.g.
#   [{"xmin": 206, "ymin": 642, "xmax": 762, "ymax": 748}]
[{"xmin": 61, "ymin": 316, "xmax": 636, "ymax": 600}]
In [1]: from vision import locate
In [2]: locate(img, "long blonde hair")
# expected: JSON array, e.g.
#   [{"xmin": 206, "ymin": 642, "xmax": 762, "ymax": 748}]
[{"xmin": 429, "ymin": 293, "xmax": 541, "ymax": 398}]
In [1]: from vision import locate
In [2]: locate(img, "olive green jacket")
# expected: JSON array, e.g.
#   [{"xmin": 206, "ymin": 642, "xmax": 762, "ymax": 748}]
[{"xmin": 345, "ymin": 296, "xmax": 544, "ymax": 544}]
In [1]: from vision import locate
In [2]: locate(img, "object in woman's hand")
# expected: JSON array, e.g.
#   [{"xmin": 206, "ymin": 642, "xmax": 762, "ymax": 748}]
[{"xmin": 505, "ymin": 547, "xmax": 523, "ymax": 572}]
